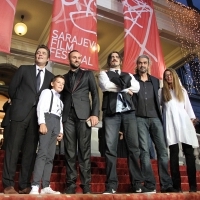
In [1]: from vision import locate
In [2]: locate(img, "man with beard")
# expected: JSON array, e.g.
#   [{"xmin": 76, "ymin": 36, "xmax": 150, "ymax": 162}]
[
  {"xmin": 133, "ymin": 55, "xmax": 176, "ymax": 193},
  {"xmin": 99, "ymin": 51, "xmax": 153, "ymax": 194},
  {"xmin": 62, "ymin": 50, "xmax": 99, "ymax": 194}
]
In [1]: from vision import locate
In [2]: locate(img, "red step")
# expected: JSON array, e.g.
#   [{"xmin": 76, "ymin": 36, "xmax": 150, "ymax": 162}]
[{"xmin": 0, "ymin": 150, "xmax": 199, "ymax": 193}]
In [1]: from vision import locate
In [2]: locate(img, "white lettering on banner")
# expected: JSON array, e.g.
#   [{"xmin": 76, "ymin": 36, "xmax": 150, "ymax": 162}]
[
  {"xmin": 82, "ymin": 56, "xmax": 92, "ymax": 66},
  {"xmin": 50, "ymin": 29, "xmax": 95, "ymax": 66},
  {"xmin": 52, "ymin": 30, "xmax": 96, "ymax": 48}
]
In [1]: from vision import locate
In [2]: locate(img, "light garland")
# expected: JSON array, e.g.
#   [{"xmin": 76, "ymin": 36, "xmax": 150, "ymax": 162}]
[
  {"xmin": 167, "ymin": 0, "xmax": 200, "ymax": 95},
  {"xmin": 189, "ymin": 58, "xmax": 200, "ymax": 95},
  {"xmin": 166, "ymin": 0, "xmax": 200, "ymax": 59}
]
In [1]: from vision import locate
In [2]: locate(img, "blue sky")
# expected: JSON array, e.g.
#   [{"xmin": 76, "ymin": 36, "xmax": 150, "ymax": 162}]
[{"xmin": 176, "ymin": 0, "xmax": 200, "ymax": 10}]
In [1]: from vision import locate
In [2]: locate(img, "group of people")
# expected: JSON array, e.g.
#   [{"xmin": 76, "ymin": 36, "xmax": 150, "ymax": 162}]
[{"xmin": 1, "ymin": 45, "xmax": 198, "ymax": 195}]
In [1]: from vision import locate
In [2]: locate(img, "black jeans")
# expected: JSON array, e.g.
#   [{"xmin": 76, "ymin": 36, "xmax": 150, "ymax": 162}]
[
  {"xmin": 104, "ymin": 111, "xmax": 143, "ymax": 191},
  {"xmin": 137, "ymin": 117, "xmax": 172, "ymax": 190},
  {"xmin": 169, "ymin": 143, "xmax": 197, "ymax": 190}
]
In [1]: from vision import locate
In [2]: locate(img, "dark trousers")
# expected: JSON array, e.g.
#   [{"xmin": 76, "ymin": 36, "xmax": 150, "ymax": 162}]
[
  {"xmin": 104, "ymin": 111, "xmax": 143, "ymax": 191},
  {"xmin": 2, "ymin": 107, "xmax": 39, "ymax": 190},
  {"xmin": 169, "ymin": 143, "xmax": 197, "ymax": 190},
  {"xmin": 63, "ymin": 107, "xmax": 91, "ymax": 190},
  {"xmin": 32, "ymin": 114, "xmax": 60, "ymax": 188},
  {"xmin": 137, "ymin": 117, "xmax": 172, "ymax": 190},
  {"xmin": 56, "ymin": 140, "xmax": 65, "ymax": 155},
  {"xmin": 1, "ymin": 124, "xmax": 10, "ymax": 150}
]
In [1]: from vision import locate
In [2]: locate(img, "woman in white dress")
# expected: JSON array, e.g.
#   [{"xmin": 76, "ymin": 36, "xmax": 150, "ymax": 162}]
[{"xmin": 159, "ymin": 68, "xmax": 199, "ymax": 192}]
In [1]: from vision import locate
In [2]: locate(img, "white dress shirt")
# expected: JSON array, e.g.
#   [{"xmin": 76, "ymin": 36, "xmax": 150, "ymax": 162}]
[
  {"xmin": 99, "ymin": 69, "xmax": 140, "ymax": 112},
  {"xmin": 99, "ymin": 69, "xmax": 140, "ymax": 93},
  {"xmin": 37, "ymin": 89, "xmax": 63, "ymax": 133},
  {"xmin": 36, "ymin": 65, "xmax": 45, "ymax": 90}
]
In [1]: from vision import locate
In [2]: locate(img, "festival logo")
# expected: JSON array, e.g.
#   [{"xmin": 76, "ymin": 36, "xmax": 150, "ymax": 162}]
[
  {"xmin": 121, "ymin": 0, "xmax": 165, "ymax": 79},
  {"xmin": 48, "ymin": 0, "xmax": 99, "ymax": 70}
]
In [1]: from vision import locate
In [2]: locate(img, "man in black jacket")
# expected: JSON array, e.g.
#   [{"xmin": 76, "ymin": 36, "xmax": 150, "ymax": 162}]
[
  {"xmin": 62, "ymin": 50, "xmax": 99, "ymax": 194},
  {"xmin": 99, "ymin": 51, "xmax": 153, "ymax": 194},
  {"xmin": 133, "ymin": 54, "xmax": 175, "ymax": 193},
  {"xmin": 2, "ymin": 45, "xmax": 54, "ymax": 194},
  {"xmin": 1, "ymin": 99, "xmax": 11, "ymax": 150}
]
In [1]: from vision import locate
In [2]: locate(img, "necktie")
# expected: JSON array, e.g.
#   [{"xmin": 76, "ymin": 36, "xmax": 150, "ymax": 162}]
[
  {"xmin": 115, "ymin": 70, "xmax": 119, "ymax": 74},
  {"xmin": 70, "ymin": 72, "xmax": 75, "ymax": 90},
  {"xmin": 36, "ymin": 69, "xmax": 42, "ymax": 92}
]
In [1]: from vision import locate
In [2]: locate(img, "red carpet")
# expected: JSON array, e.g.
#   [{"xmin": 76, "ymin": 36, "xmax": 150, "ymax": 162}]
[
  {"xmin": 0, "ymin": 150, "xmax": 200, "ymax": 199},
  {"xmin": 0, "ymin": 193, "xmax": 200, "ymax": 200}
]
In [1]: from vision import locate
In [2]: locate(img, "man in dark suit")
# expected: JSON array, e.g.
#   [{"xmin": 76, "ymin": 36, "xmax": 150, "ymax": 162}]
[
  {"xmin": 99, "ymin": 51, "xmax": 153, "ymax": 194},
  {"xmin": 133, "ymin": 54, "xmax": 175, "ymax": 193},
  {"xmin": 2, "ymin": 45, "xmax": 54, "ymax": 194},
  {"xmin": 1, "ymin": 99, "xmax": 11, "ymax": 150},
  {"xmin": 62, "ymin": 50, "xmax": 99, "ymax": 194}
]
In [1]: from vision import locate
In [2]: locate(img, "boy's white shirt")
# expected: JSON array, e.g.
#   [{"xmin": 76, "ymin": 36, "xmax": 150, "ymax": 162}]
[{"xmin": 37, "ymin": 88, "xmax": 63, "ymax": 133}]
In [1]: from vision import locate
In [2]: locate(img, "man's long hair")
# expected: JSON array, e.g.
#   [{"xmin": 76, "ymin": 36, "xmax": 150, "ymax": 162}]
[
  {"xmin": 162, "ymin": 68, "xmax": 184, "ymax": 102},
  {"xmin": 135, "ymin": 54, "xmax": 151, "ymax": 74},
  {"xmin": 107, "ymin": 51, "xmax": 122, "ymax": 67}
]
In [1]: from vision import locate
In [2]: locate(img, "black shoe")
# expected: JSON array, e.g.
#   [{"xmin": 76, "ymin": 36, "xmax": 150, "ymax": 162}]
[
  {"xmin": 84, "ymin": 191, "xmax": 91, "ymax": 194},
  {"xmin": 174, "ymin": 188, "xmax": 183, "ymax": 193},
  {"xmin": 103, "ymin": 188, "xmax": 116, "ymax": 194},
  {"xmin": 65, "ymin": 185, "xmax": 76, "ymax": 194},
  {"xmin": 83, "ymin": 186, "xmax": 91, "ymax": 194},
  {"xmin": 161, "ymin": 187, "xmax": 177, "ymax": 193},
  {"xmin": 189, "ymin": 187, "xmax": 197, "ymax": 192},
  {"xmin": 133, "ymin": 184, "xmax": 156, "ymax": 193}
]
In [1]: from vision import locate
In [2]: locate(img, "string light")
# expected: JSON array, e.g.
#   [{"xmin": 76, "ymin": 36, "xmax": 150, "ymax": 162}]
[
  {"xmin": 167, "ymin": 0, "xmax": 200, "ymax": 95},
  {"xmin": 167, "ymin": 0, "xmax": 200, "ymax": 59},
  {"xmin": 189, "ymin": 57, "xmax": 200, "ymax": 95}
]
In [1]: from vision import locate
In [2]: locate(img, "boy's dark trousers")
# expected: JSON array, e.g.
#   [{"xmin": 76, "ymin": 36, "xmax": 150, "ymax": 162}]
[{"xmin": 32, "ymin": 113, "xmax": 60, "ymax": 187}]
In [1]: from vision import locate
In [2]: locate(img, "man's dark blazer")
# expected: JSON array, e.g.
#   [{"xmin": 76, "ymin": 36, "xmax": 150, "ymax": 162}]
[
  {"xmin": 62, "ymin": 68, "xmax": 99, "ymax": 122},
  {"xmin": 133, "ymin": 73, "xmax": 162, "ymax": 121},
  {"xmin": 8, "ymin": 65, "xmax": 54, "ymax": 121},
  {"xmin": 1, "ymin": 101, "xmax": 11, "ymax": 128}
]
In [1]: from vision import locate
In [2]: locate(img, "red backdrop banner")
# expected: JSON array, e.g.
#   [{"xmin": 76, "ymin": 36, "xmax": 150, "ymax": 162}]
[
  {"xmin": 0, "ymin": 0, "xmax": 18, "ymax": 53},
  {"xmin": 121, "ymin": 0, "xmax": 165, "ymax": 79},
  {"xmin": 48, "ymin": 0, "xmax": 99, "ymax": 70}
]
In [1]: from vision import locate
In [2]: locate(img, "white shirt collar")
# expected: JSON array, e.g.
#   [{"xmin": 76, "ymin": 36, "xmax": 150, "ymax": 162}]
[
  {"xmin": 109, "ymin": 68, "xmax": 121, "ymax": 72},
  {"xmin": 51, "ymin": 89, "xmax": 60, "ymax": 98},
  {"xmin": 36, "ymin": 65, "xmax": 45, "ymax": 72}
]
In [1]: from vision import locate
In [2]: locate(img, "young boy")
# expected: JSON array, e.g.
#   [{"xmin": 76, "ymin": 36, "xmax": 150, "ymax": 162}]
[{"xmin": 30, "ymin": 75, "xmax": 65, "ymax": 194}]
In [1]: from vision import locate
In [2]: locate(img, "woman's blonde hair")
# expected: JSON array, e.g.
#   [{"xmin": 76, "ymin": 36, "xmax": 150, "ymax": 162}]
[{"xmin": 162, "ymin": 68, "xmax": 184, "ymax": 102}]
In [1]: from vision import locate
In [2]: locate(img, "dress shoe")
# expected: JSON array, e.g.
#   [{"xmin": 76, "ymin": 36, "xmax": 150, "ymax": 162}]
[
  {"xmin": 189, "ymin": 187, "xmax": 197, "ymax": 192},
  {"xmin": 84, "ymin": 191, "xmax": 91, "ymax": 194},
  {"xmin": 19, "ymin": 187, "xmax": 31, "ymax": 194},
  {"xmin": 65, "ymin": 185, "xmax": 76, "ymax": 194},
  {"xmin": 83, "ymin": 186, "xmax": 91, "ymax": 194},
  {"xmin": 161, "ymin": 187, "xmax": 177, "ymax": 193},
  {"xmin": 4, "ymin": 186, "xmax": 18, "ymax": 194}
]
